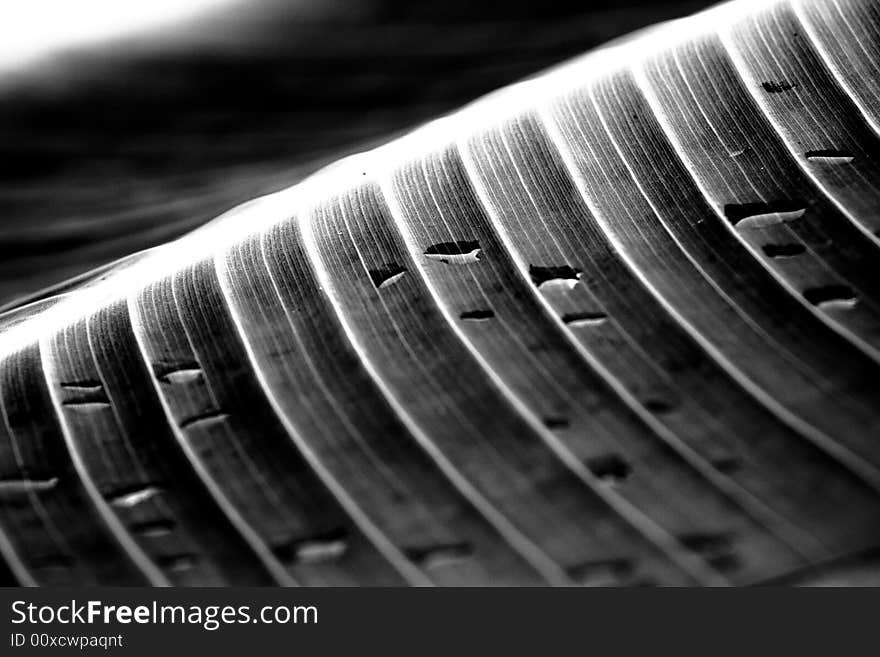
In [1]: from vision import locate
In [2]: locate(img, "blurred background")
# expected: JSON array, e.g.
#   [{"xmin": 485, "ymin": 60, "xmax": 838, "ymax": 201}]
[{"xmin": 0, "ymin": 0, "xmax": 711, "ymax": 307}]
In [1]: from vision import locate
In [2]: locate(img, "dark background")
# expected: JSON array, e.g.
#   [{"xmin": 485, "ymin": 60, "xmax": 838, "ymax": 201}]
[{"xmin": 0, "ymin": 0, "xmax": 711, "ymax": 307}]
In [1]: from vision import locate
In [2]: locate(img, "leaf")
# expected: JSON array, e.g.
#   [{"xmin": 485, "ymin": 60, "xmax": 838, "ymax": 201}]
[{"xmin": 0, "ymin": 0, "xmax": 879, "ymax": 586}]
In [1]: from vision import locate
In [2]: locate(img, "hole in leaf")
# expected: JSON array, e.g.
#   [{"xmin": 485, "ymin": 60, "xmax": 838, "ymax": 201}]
[
  {"xmin": 711, "ymin": 458, "xmax": 741, "ymax": 475},
  {"xmin": 529, "ymin": 264, "xmax": 582, "ymax": 288},
  {"xmin": 275, "ymin": 528, "xmax": 349, "ymax": 564},
  {"xmin": 107, "ymin": 484, "xmax": 161, "ymax": 508},
  {"xmin": 805, "ymin": 149, "xmax": 854, "ymax": 164},
  {"xmin": 706, "ymin": 552, "xmax": 741, "ymax": 573},
  {"xmin": 423, "ymin": 241, "xmax": 481, "ymax": 264},
  {"xmin": 404, "ymin": 541, "xmax": 474, "ymax": 569},
  {"xmin": 0, "ymin": 477, "xmax": 59, "ymax": 495},
  {"xmin": 157, "ymin": 366, "xmax": 203, "ymax": 385},
  {"xmin": 60, "ymin": 380, "xmax": 109, "ymax": 405},
  {"xmin": 762, "ymin": 243, "xmax": 806, "ymax": 258},
  {"xmin": 543, "ymin": 417, "xmax": 570, "ymax": 430},
  {"xmin": 156, "ymin": 554, "xmax": 197, "ymax": 572},
  {"xmin": 179, "ymin": 409, "xmax": 229, "ymax": 429},
  {"xmin": 368, "ymin": 263, "xmax": 407, "ymax": 289},
  {"xmin": 31, "ymin": 553, "xmax": 75, "ymax": 570},
  {"xmin": 643, "ymin": 398, "xmax": 676, "ymax": 414},
  {"xmin": 803, "ymin": 285, "xmax": 857, "ymax": 310},
  {"xmin": 724, "ymin": 201, "xmax": 806, "ymax": 228},
  {"xmin": 567, "ymin": 557, "xmax": 634, "ymax": 585},
  {"xmin": 562, "ymin": 311, "xmax": 608, "ymax": 327},
  {"xmin": 131, "ymin": 518, "xmax": 176, "ymax": 538},
  {"xmin": 761, "ymin": 80, "xmax": 796, "ymax": 93},
  {"xmin": 585, "ymin": 454, "xmax": 632, "ymax": 485},
  {"xmin": 679, "ymin": 532, "xmax": 732, "ymax": 553},
  {"xmin": 153, "ymin": 360, "xmax": 200, "ymax": 383},
  {"xmin": 678, "ymin": 532, "xmax": 739, "ymax": 572},
  {"xmin": 459, "ymin": 309, "xmax": 494, "ymax": 321}
]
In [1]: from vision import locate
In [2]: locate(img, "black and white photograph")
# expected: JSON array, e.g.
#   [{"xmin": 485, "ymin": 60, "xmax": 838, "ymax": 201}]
[{"xmin": 0, "ymin": 0, "xmax": 878, "ymax": 640}]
